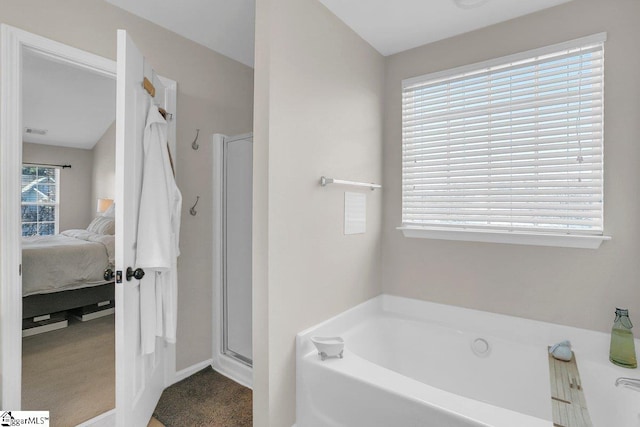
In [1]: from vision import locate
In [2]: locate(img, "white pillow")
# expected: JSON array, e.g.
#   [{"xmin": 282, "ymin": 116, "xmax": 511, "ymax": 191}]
[
  {"xmin": 102, "ymin": 202, "xmax": 115, "ymax": 218},
  {"xmin": 87, "ymin": 216, "xmax": 115, "ymax": 235}
]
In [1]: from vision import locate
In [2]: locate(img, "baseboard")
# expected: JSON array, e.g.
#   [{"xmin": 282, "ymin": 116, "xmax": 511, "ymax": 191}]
[
  {"xmin": 75, "ymin": 408, "xmax": 115, "ymax": 427},
  {"xmin": 211, "ymin": 359, "xmax": 252, "ymax": 390},
  {"xmin": 170, "ymin": 358, "xmax": 214, "ymax": 386},
  {"xmin": 210, "ymin": 348, "xmax": 253, "ymax": 389}
]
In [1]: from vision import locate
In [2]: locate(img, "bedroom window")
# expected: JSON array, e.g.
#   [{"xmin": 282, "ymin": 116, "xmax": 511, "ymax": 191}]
[
  {"xmin": 21, "ymin": 165, "xmax": 60, "ymax": 236},
  {"xmin": 399, "ymin": 34, "xmax": 608, "ymax": 249}
]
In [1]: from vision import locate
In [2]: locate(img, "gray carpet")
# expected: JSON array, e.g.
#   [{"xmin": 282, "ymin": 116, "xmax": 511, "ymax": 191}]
[
  {"xmin": 22, "ymin": 314, "xmax": 115, "ymax": 427},
  {"xmin": 153, "ymin": 367, "xmax": 252, "ymax": 427}
]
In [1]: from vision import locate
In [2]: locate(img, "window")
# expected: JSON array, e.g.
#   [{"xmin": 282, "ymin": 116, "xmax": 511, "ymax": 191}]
[
  {"xmin": 21, "ymin": 165, "xmax": 59, "ymax": 236},
  {"xmin": 400, "ymin": 34, "xmax": 607, "ymax": 248}
]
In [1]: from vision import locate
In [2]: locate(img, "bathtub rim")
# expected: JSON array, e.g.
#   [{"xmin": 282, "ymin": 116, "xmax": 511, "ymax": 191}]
[
  {"xmin": 296, "ymin": 293, "xmax": 640, "ymax": 427},
  {"xmin": 297, "ymin": 293, "xmax": 623, "ymax": 361}
]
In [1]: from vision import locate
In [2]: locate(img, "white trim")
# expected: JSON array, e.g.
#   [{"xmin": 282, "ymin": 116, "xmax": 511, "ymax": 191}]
[
  {"xmin": 211, "ymin": 358, "xmax": 253, "ymax": 389},
  {"xmin": 0, "ymin": 23, "xmax": 118, "ymax": 412},
  {"xmin": 170, "ymin": 357, "xmax": 254, "ymax": 392},
  {"xmin": 157, "ymin": 76, "xmax": 177, "ymax": 158},
  {"xmin": 212, "ymin": 133, "xmax": 225, "ymax": 372},
  {"xmin": 402, "ymin": 32, "xmax": 607, "ymax": 88},
  {"xmin": 75, "ymin": 409, "xmax": 116, "ymax": 427},
  {"xmin": 398, "ymin": 226, "xmax": 611, "ymax": 249},
  {"xmin": 0, "ymin": 24, "xmax": 24, "ymax": 408},
  {"xmin": 157, "ymin": 76, "xmax": 179, "ymax": 389},
  {"xmin": 169, "ymin": 358, "xmax": 214, "ymax": 386}
]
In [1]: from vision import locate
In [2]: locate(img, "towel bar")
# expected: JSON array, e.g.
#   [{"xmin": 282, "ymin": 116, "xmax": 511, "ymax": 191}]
[{"xmin": 320, "ymin": 176, "xmax": 381, "ymax": 191}]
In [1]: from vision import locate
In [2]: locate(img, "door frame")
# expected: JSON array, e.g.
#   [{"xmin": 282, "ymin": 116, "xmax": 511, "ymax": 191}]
[{"xmin": 0, "ymin": 24, "xmax": 178, "ymax": 413}]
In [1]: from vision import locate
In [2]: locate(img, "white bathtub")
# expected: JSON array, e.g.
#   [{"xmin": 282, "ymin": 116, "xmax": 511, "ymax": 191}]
[{"xmin": 296, "ymin": 295, "xmax": 640, "ymax": 427}]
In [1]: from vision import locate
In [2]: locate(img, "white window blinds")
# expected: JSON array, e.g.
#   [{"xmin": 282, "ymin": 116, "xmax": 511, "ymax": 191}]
[{"xmin": 401, "ymin": 34, "xmax": 605, "ymax": 236}]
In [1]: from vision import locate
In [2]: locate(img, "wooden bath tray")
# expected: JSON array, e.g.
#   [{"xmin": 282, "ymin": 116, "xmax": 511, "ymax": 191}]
[{"xmin": 548, "ymin": 349, "xmax": 593, "ymax": 427}]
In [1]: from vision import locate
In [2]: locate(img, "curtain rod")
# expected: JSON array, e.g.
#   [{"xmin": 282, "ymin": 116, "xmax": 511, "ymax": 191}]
[{"xmin": 23, "ymin": 162, "xmax": 71, "ymax": 169}]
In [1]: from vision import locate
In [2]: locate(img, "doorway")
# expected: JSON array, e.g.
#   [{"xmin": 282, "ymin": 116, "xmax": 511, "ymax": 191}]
[
  {"xmin": 19, "ymin": 46, "xmax": 117, "ymax": 425},
  {"xmin": 0, "ymin": 25, "xmax": 118, "ymax": 413}
]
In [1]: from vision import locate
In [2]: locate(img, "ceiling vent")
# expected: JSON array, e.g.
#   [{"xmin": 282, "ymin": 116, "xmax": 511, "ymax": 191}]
[
  {"xmin": 453, "ymin": 0, "xmax": 490, "ymax": 9},
  {"xmin": 25, "ymin": 127, "xmax": 47, "ymax": 135}
]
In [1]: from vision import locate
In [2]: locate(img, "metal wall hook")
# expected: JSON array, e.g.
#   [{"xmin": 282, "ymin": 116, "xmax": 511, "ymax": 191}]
[
  {"xmin": 191, "ymin": 129, "xmax": 200, "ymax": 150},
  {"xmin": 189, "ymin": 196, "xmax": 200, "ymax": 216}
]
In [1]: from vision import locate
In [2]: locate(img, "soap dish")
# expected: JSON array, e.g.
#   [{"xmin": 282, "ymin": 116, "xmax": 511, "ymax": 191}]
[
  {"xmin": 311, "ymin": 336, "xmax": 344, "ymax": 360},
  {"xmin": 549, "ymin": 340, "xmax": 573, "ymax": 362}
]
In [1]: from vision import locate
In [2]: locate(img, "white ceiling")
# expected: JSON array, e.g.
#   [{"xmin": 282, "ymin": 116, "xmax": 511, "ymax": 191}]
[
  {"xmin": 104, "ymin": 0, "xmax": 256, "ymax": 67},
  {"xmin": 103, "ymin": 0, "xmax": 572, "ymax": 69},
  {"xmin": 22, "ymin": 50, "xmax": 116, "ymax": 150},
  {"xmin": 21, "ymin": 2, "xmax": 575, "ymax": 149},
  {"xmin": 318, "ymin": 0, "xmax": 574, "ymax": 56}
]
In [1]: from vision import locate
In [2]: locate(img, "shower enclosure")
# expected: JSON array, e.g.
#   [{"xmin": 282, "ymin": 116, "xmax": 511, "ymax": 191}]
[{"xmin": 212, "ymin": 133, "xmax": 253, "ymax": 387}]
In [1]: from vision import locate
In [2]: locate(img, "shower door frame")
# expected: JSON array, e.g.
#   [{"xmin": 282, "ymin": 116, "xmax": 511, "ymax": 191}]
[
  {"xmin": 211, "ymin": 133, "xmax": 253, "ymax": 388},
  {"xmin": 221, "ymin": 133, "xmax": 253, "ymax": 366}
]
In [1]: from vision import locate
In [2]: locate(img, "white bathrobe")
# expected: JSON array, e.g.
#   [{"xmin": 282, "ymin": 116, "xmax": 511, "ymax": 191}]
[{"xmin": 136, "ymin": 96, "xmax": 182, "ymax": 355}]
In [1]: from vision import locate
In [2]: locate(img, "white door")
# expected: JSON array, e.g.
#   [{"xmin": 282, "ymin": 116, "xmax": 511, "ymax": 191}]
[{"xmin": 115, "ymin": 30, "xmax": 176, "ymax": 426}]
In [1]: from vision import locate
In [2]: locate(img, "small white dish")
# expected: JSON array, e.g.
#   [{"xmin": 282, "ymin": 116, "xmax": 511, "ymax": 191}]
[
  {"xmin": 549, "ymin": 340, "xmax": 573, "ymax": 361},
  {"xmin": 311, "ymin": 336, "xmax": 344, "ymax": 360}
]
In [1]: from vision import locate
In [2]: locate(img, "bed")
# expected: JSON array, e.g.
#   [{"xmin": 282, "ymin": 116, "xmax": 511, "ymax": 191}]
[{"xmin": 22, "ymin": 215, "xmax": 116, "ymax": 334}]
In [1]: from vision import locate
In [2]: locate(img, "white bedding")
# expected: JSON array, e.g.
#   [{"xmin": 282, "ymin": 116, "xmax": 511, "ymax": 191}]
[{"xmin": 22, "ymin": 229, "xmax": 115, "ymax": 296}]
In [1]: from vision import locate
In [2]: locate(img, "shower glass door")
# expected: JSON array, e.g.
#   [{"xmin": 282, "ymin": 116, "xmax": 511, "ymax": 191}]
[{"xmin": 222, "ymin": 134, "xmax": 253, "ymax": 365}]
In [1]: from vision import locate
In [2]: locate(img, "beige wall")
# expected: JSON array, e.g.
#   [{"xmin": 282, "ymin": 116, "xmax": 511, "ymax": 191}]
[
  {"xmin": 91, "ymin": 121, "xmax": 116, "ymax": 210},
  {"xmin": 252, "ymin": 0, "xmax": 271, "ymax": 423},
  {"xmin": 22, "ymin": 142, "xmax": 93, "ymax": 230},
  {"xmin": 253, "ymin": 0, "xmax": 385, "ymax": 425},
  {"xmin": 2, "ymin": 0, "xmax": 254, "ymax": 370},
  {"xmin": 382, "ymin": 0, "xmax": 640, "ymax": 333}
]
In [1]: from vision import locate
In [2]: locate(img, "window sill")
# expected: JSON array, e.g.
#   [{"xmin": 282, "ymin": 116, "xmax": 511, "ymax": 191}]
[{"xmin": 397, "ymin": 226, "xmax": 611, "ymax": 249}]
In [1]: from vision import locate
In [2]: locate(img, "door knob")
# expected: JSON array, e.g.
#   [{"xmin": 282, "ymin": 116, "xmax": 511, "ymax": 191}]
[
  {"xmin": 126, "ymin": 267, "xmax": 145, "ymax": 281},
  {"xmin": 104, "ymin": 268, "xmax": 115, "ymax": 281}
]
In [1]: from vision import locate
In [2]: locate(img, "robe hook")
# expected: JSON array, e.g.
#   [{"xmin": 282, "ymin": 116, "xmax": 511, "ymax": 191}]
[
  {"xmin": 189, "ymin": 196, "xmax": 200, "ymax": 216},
  {"xmin": 191, "ymin": 129, "xmax": 200, "ymax": 150}
]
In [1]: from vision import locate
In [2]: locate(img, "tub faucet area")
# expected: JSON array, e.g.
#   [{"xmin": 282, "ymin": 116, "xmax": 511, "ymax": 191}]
[{"xmin": 615, "ymin": 377, "xmax": 640, "ymax": 391}]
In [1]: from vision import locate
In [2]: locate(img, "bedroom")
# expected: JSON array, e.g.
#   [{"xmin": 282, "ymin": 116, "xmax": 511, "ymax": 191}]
[{"xmin": 20, "ymin": 47, "xmax": 117, "ymax": 423}]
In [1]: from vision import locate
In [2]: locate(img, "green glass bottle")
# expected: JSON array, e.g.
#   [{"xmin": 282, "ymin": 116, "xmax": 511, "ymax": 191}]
[{"xmin": 610, "ymin": 308, "xmax": 638, "ymax": 368}]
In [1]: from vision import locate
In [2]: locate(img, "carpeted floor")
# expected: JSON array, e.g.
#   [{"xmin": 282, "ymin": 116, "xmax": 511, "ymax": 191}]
[
  {"xmin": 153, "ymin": 367, "xmax": 252, "ymax": 427},
  {"xmin": 22, "ymin": 314, "xmax": 115, "ymax": 427}
]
